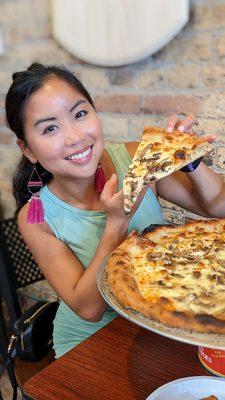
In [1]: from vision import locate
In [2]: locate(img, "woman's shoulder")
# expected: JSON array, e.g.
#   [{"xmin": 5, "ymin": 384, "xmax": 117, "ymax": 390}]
[{"xmin": 17, "ymin": 202, "xmax": 54, "ymax": 236}]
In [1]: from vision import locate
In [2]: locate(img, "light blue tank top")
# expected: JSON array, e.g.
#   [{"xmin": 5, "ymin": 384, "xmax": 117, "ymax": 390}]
[{"xmin": 40, "ymin": 142, "xmax": 164, "ymax": 358}]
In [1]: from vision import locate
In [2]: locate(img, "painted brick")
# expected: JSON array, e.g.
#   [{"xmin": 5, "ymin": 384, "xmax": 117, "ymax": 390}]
[
  {"xmin": 0, "ymin": 0, "xmax": 51, "ymax": 44},
  {"xmin": 94, "ymin": 94, "xmax": 141, "ymax": 113},
  {"xmin": 142, "ymin": 95, "xmax": 202, "ymax": 116},
  {"xmin": 80, "ymin": 67, "xmax": 110, "ymax": 90},
  {"xmin": 0, "ymin": 68, "xmax": 14, "ymax": 91},
  {"xmin": 136, "ymin": 63, "xmax": 198, "ymax": 89},
  {"xmin": 3, "ymin": 39, "xmax": 75, "ymax": 66},
  {"xmin": 202, "ymin": 94, "xmax": 225, "ymax": 118},
  {"xmin": 195, "ymin": 118, "xmax": 225, "ymax": 137},
  {"xmin": 128, "ymin": 115, "xmax": 165, "ymax": 140},
  {"xmin": 99, "ymin": 113, "xmax": 128, "ymax": 141},
  {"xmin": 216, "ymin": 35, "xmax": 225, "ymax": 58},
  {"xmin": 0, "ymin": 130, "xmax": 13, "ymax": 145},
  {"xmin": 0, "ymin": 110, "xmax": 6, "ymax": 126},
  {"xmin": 0, "ymin": 179, "xmax": 16, "ymax": 218},
  {"xmin": 0, "ymin": 93, "xmax": 6, "ymax": 108},
  {"xmin": 154, "ymin": 34, "xmax": 212, "ymax": 62},
  {"xmin": 200, "ymin": 64, "xmax": 225, "ymax": 89},
  {"xmin": 190, "ymin": 3, "xmax": 225, "ymax": 30},
  {"xmin": 214, "ymin": 146, "xmax": 225, "ymax": 170},
  {"xmin": 0, "ymin": 144, "xmax": 20, "ymax": 164},
  {"xmin": 106, "ymin": 66, "xmax": 139, "ymax": 86}
]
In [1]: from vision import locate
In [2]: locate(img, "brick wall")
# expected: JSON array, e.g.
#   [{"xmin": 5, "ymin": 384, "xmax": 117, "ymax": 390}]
[{"xmin": 0, "ymin": 0, "xmax": 225, "ymax": 220}]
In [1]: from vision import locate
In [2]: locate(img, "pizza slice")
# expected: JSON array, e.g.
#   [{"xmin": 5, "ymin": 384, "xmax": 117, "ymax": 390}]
[
  {"xmin": 123, "ymin": 126, "xmax": 212, "ymax": 213},
  {"xmin": 199, "ymin": 396, "xmax": 218, "ymax": 400}
]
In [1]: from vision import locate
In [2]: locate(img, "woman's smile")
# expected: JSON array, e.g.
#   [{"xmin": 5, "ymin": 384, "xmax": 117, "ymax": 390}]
[{"xmin": 65, "ymin": 145, "xmax": 93, "ymax": 164}]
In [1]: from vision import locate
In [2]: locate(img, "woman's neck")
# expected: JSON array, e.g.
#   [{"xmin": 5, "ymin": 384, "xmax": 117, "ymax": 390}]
[
  {"xmin": 48, "ymin": 175, "xmax": 102, "ymax": 211},
  {"xmin": 46, "ymin": 149, "xmax": 115, "ymax": 211}
]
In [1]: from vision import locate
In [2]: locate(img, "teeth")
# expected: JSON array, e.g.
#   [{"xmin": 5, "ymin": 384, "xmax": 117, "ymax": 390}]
[{"xmin": 68, "ymin": 147, "xmax": 91, "ymax": 160}]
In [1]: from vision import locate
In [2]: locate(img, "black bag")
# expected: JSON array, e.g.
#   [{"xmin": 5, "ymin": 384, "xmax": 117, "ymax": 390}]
[{"xmin": 0, "ymin": 300, "xmax": 59, "ymax": 400}]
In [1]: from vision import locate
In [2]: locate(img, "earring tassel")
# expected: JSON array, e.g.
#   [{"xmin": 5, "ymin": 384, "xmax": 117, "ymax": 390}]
[
  {"xmin": 95, "ymin": 164, "xmax": 106, "ymax": 193},
  {"xmin": 26, "ymin": 193, "xmax": 44, "ymax": 224}
]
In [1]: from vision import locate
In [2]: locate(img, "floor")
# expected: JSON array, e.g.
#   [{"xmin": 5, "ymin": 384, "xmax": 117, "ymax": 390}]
[{"xmin": 1, "ymin": 368, "xmax": 21, "ymax": 399}]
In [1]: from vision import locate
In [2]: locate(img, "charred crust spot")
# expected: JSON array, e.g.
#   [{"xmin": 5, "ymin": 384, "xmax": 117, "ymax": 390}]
[
  {"xmin": 192, "ymin": 143, "xmax": 201, "ymax": 150},
  {"xmin": 174, "ymin": 150, "xmax": 186, "ymax": 160},
  {"xmin": 196, "ymin": 314, "xmax": 225, "ymax": 327},
  {"xmin": 173, "ymin": 311, "xmax": 185, "ymax": 319},
  {"xmin": 160, "ymin": 296, "xmax": 169, "ymax": 305},
  {"xmin": 116, "ymin": 260, "xmax": 125, "ymax": 266}
]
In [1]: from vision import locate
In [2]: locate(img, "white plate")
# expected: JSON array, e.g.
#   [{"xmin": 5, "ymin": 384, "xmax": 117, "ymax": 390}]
[{"xmin": 146, "ymin": 376, "xmax": 225, "ymax": 400}]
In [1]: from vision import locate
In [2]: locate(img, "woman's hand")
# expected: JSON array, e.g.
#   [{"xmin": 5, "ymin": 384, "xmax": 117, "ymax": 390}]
[
  {"xmin": 100, "ymin": 174, "xmax": 130, "ymax": 239},
  {"xmin": 166, "ymin": 114, "xmax": 198, "ymax": 133},
  {"xmin": 166, "ymin": 114, "xmax": 217, "ymax": 143}
]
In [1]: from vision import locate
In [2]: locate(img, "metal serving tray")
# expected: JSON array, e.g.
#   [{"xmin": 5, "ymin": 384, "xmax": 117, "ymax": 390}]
[{"xmin": 98, "ymin": 259, "xmax": 225, "ymax": 350}]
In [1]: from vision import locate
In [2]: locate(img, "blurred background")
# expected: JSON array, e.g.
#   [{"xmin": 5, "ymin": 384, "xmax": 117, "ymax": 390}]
[{"xmin": 0, "ymin": 0, "xmax": 225, "ymax": 223}]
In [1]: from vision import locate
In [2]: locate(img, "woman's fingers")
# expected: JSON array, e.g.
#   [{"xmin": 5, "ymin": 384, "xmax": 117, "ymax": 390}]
[
  {"xmin": 166, "ymin": 114, "xmax": 180, "ymax": 132},
  {"xmin": 166, "ymin": 114, "xmax": 198, "ymax": 133},
  {"xmin": 176, "ymin": 115, "xmax": 198, "ymax": 132},
  {"xmin": 203, "ymin": 134, "xmax": 218, "ymax": 143},
  {"xmin": 100, "ymin": 174, "xmax": 118, "ymax": 202}
]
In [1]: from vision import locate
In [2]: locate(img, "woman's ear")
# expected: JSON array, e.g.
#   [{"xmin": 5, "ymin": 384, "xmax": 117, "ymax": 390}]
[{"xmin": 16, "ymin": 139, "xmax": 37, "ymax": 163}]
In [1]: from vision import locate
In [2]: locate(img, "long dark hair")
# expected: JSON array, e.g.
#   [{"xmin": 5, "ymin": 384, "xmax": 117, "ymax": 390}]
[{"xmin": 5, "ymin": 63, "xmax": 95, "ymax": 214}]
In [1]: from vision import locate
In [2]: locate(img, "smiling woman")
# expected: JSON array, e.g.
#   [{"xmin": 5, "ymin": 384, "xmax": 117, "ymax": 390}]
[{"xmin": 5, "ymin": 63, "xmax": 225, "ymax": 359}]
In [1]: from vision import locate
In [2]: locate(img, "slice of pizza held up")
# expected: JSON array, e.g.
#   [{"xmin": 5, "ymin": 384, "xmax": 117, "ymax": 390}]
[
  {"xmin": 105, "ymin": 219, "xmax": 225, "ymax": 334},
  {"xmin": 200, "ymin": 396, "xmax": 218, "ymax": 400},
  {"xmin": 123, "ymin": 126, "xmax": 212, "ymax": 213}
]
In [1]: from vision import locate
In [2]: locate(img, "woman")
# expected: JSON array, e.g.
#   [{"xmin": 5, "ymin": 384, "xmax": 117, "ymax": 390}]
[{"xmin": 5, "ymin": 63, "xmax": 225, "ymax": 358}]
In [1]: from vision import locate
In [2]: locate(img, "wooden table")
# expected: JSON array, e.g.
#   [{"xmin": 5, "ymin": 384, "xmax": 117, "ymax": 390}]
[{"xmin": 23, "ymin": 316, "xmax": 210, "ymax": 400}]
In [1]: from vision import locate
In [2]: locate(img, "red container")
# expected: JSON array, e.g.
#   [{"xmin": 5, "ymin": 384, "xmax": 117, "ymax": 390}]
[{"xmin": 198, "ymin": 346, "xmax": 225, "ymax": 377}]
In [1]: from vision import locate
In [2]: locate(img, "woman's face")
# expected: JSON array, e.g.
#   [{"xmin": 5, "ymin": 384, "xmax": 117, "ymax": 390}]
[{"xmin": 23, "ymin": 77, "xmax": 104, "ymax": 180}]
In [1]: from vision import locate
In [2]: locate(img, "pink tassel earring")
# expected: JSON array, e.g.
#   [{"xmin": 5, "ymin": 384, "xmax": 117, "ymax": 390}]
[
  {"xmin": 26, "ymin": 164, "xmax": 44, "ymax": 224},
  {"xmin": 95, "ymin": 163, "xmax": 106, "ymax": 193}
]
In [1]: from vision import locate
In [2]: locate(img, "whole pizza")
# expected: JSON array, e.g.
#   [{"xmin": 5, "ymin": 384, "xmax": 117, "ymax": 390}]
[{"xmin": 105, "ymin": 219, "xmax": 225, "ymax": 334}]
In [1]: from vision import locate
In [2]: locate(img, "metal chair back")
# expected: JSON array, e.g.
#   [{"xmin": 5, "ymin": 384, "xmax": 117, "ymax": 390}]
[{"xmin": 0, "ymin": 217, "xmax": 44, "ymax": 361}]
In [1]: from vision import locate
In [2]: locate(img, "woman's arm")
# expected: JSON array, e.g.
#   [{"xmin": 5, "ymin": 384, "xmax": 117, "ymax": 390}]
[
  {"xmin": 157, "ymin": 164, "xmax": 225, "ymax": 218},
  {"xmin": 158, "ymin": 114, "xmax": 225, "ymax": 218},
  {"xmin": 18, "ymin": 175, "xmax": 131, "ymax": 322}
]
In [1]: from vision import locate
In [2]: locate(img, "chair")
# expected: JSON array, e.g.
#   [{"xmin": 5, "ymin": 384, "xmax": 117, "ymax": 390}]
[{"xmin": 0, "ymin": 217, "xmax": 55, "ymax": 395}]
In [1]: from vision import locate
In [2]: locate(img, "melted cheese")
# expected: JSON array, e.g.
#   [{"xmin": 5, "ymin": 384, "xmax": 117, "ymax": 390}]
[{"xmin": 130, "ymin": 222, "xmax": 225, "ymax": 318}]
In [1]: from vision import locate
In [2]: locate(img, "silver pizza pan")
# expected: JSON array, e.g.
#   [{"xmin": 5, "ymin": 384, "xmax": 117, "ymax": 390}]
[{"xmin": 98, "ymin": 259, "xmax": 225, "ymax": 350}]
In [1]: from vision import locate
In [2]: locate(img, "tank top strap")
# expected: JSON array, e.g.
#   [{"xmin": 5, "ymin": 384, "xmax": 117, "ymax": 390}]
[{"xmin": 104, "ymin": 142, "xmax": 131, "ymax": 190}]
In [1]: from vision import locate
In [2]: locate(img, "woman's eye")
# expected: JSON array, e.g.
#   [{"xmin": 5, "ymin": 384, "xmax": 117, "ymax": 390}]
[
  {"xmin": 75, "ymin": 110, "xmax": 88, "ymax": 120},
  {"xmin": 43, "ymin": 125, "xmax": 57, "ymax": 135}
]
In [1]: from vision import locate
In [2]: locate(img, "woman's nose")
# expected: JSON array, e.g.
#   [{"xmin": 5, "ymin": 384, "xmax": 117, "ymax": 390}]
[{"xmin": 65, "ymin": 125, "xmax": 86, "ymax": 146}]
